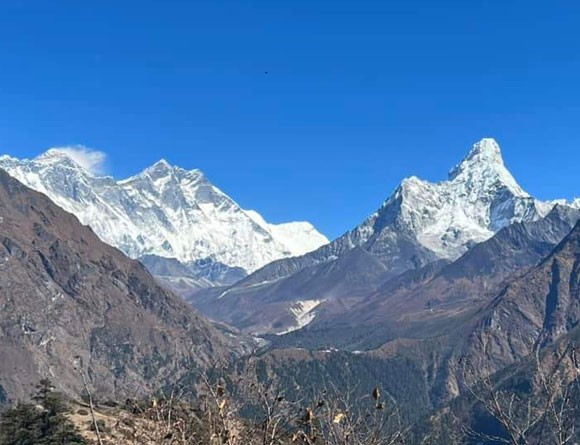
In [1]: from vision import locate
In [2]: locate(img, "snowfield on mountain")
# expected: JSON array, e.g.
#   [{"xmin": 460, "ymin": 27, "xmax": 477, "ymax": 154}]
[{"xmin": 0, "ymin": 151, "xmax": 328, "ymax": 277}]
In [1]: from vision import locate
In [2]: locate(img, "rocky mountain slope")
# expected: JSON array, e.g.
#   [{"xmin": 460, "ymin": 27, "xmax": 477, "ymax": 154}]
[
  {"xmin": 254, "ymin": 205, "xmax": 579, "ymax": 352},
  {"xmin": 0, "ymin": 169, "xmax": 242, "ymax": 403},
  {"xmin": 464, "ymin": 218, "xmax": 580, "ymax": 373},
  {"xmin": 349, "ymin": 204, "xmax": 580, "ymax": 326},
  {"xmin": 421, "ymin": 216, "xmax": 580, "ymax": 405},
  {"xmin": 236, "ymin": 214, "xmax": 580, "ymax": 434},
  {"xmin": 196, "ymin": 246, "xmax": 391, "ymax": 334},
  {"xmin": 0, "ymin": 150, "xmax": 328, "ymax": 284}
]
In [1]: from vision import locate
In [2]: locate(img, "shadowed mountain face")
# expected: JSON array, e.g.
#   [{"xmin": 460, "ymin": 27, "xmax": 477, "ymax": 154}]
[
  {"xmin": 464, "ymin": 219, "xmax": 580, "ymax": 373},
  {"xmin": 0, "ymin": 170, "xmax": 241, "ymax": 403},
  {"xmin": 414, "ymin": 218, "xmax": 580, "ymax": 404},
  {"xmin": 262, "ymin": 205, "xmax": 580, "ymax": 351},
  {"xmin": 377, "ymin": 214, "xmax": 580, "ymax": 399},
  {"xmin": 344, "ymin": 205, "xmax": 580, "ymax": 327},
  {"xmin": 241, "ymin": 215, "xmax": 580, "ymax": 418}
]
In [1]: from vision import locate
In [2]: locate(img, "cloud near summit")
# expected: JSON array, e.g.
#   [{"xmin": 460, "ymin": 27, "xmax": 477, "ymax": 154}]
[{"xmin": 51, "ymin": 146, "xmax": 107, "ymax": 174}]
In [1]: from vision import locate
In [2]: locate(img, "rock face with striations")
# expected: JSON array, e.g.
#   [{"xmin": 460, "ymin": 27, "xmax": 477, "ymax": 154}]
[{"xmin": 0, "ymin": 169, "xmax": 240, "ymax": 403}]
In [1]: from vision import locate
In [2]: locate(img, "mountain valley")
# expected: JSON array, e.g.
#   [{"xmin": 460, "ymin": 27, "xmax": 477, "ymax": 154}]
[
  {"xmin": 192, "ymin": 139, "xmax": 580, "ymax": 336},
  {"xmin": 1, "ymin": 138, "xmax": 580, "ymax": 444}
]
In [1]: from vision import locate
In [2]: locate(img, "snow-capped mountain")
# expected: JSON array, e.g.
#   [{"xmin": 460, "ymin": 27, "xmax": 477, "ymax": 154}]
[
  {"xmin": 549, "ymin": 198, "xmax": 580, "ymax": 209},
  {"xmin": 349, "ymin": 137, "xmax": 552, "ymax": 260},
  {"xmin": 243, "ymin": 138, "xmax": 556, "ymax": 288},
  {"xmin": 0, "ymin": 149, "xmax": 328, "ymax": 277},
  {"xmin": 194, "ymin": 138, "xmax": 571, "ymax": 334}
]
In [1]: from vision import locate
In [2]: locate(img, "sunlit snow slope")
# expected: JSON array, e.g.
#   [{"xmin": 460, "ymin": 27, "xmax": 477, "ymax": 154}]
[{"xmin": 0, "ymin": 151, "xmax": 328, "ymax": 275}]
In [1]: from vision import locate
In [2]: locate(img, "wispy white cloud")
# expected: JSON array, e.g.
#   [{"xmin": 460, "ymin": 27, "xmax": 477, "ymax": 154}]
[{"xmin": 49, "ymin": 146, "xmax": 107, "ymax": 175}]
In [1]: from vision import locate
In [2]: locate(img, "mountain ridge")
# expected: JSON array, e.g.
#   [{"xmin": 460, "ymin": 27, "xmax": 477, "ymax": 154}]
[
  {"xmin": 241, "ymin": 138, "xmax": 556, "ymax": 288},
  {"xmin": 0, "ymin": 150, "xmax": 328, "ymax": 283},
  {"xmin": 193, "ymin": 138, "xmax": 578, "ymax": 335},
  {"xmin": 0, "ymin": 169, "xmax": 242, "ymax": 402}
]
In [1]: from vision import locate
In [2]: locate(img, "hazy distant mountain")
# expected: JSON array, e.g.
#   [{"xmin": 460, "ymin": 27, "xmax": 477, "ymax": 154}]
[
  {"xmin": 0, "ymin": 170, "xmax": 241, "ymax": 403},
  {"xmin": 0, "ymin": 150, "xmax": 328, "ymax": 284},
  {"xmin": 196, "ymin": 139, "xmax": 573, "ymax": 335}
]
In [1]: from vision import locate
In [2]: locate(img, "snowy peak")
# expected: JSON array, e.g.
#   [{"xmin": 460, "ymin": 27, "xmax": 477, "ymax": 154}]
[
  {"xmin": 0, "ymin": 150, "xmax": 329, "ymax": 276},
  {"xmin": 24, "ymin": 149, "xmax": 86, "ymax": 172},
  {"xmin": 245, "ymin": 209, "xmax": 329, "ymax": 256},
  {"xmin": 456, "ymin": 137, "xmax": 503, "ymax": 169},
  {"xmin": 353, "ymin": 138, "xmax": 553, "ymax": 262},
  {"xmin": 448, "ymin": 138, "xmax": 527, "ymax": 197},
  {"xmin": 130, "ymin": 160, "xmax": 213, "ymax": 194},
  {"xmin": 35, "ymin": 148, "xmax": 73, "ymax": 162},
  {"xmin": 152, "ymin": 158, "xmax": 172, "ymax": 169},
  {"xmin": 32, "ymin": 146, "xmax": 107, "ymax": 176},
  {"xmin": 130, "ymin": 159, "xmax": 181, "ymax": 180},
  {"xmin": 145, "ymin": 158, "xmax": 175, "ymax": 177}
]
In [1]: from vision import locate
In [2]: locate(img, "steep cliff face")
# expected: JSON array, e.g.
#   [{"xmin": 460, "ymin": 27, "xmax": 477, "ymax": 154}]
[{"xmin": 0, "ymin": 170, "xmax": 241, "ymax": 402}]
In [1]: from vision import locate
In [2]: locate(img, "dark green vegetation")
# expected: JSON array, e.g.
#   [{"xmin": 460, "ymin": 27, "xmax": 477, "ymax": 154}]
[{"xmin": 0, "ymin": 380, "xmax": 86, "ymax": 445}]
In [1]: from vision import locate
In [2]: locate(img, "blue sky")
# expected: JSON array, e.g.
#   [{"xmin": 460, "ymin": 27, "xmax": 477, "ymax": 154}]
[{"xmin": 1, "ymin": 0, "xmax": 579, "ymax": 239}]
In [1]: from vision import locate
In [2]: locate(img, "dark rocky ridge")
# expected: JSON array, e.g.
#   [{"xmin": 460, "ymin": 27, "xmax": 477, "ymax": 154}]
[
  {"xmin": 0, "ymin": 169, "xmax": 241, "ymax": 403},
  {"xmin": 464, "ymin": 218, "xmax": 580, "ymax": 373},
  {"xmin": 264, "ymin": 205, "xmax": 580, "ymax": 352}
]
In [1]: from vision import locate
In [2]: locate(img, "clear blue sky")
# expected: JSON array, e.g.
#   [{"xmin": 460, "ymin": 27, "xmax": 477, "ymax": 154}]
[{"xmin": 1, "ymin": 0, "xmax": 579, "ymax": 239}]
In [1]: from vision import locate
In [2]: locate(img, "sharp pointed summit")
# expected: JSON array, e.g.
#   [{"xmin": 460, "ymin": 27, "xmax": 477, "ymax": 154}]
[
  {"xmin": 150, "ymin": 158, "xmax": 173, "ymax": 170},
  {"xmin": 141, "ymin": 158, "xmax": 180, "ymax": 180},
  {"xmin": 465, "ymin": 137, "xmax": 503, "ymax": 161},
  {"xmin": 449, "ymin": 138, "xmax": 518, "ymax": 185},
  {"xmin": 384, "ymin": 138, "xmax": 545, "ymax": 257},
  {"xmin": 450, "ymin": 138, "xmax": 503, "ymax": 175},
  {"xmin": 241, "ymin": 138, "xmax": 558, "ymax": 289}
]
